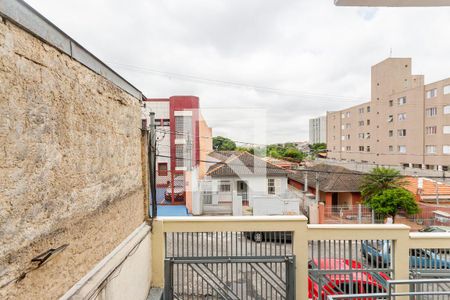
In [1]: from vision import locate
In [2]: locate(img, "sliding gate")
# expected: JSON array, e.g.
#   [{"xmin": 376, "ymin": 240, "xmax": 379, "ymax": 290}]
[{"xmin": 164, "ymin": 231, "xmax": 295, "ymax": 299}]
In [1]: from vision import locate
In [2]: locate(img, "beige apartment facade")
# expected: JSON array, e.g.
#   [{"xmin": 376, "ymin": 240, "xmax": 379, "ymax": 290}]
[{"xmin": 327, "ymin": 58, "xmax": 450, "ymax": 171}]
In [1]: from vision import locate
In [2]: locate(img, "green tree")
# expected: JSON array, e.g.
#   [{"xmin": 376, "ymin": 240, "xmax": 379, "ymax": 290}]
[
  {"xmin": 213, "ymin": 136, "xmax": 236, "ymax": 151},
  {"xmin": 360, "ymin": 167, "xmax": 408, "ymax": 201},
  {"xmin": 365, "ymin": 188, "xmax": 419, "ymax": 222},
  {"xmin": 236, "ymin": 146, "xmax": 254, "ymax": 154},
  {"xmin": 309, "ymin": 143, "xmax": 327, "ymax": 153}
]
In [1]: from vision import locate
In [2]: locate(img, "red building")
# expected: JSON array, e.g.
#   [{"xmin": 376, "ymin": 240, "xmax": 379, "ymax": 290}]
[{"xmin": 143, "ymin": 96, "xmax": 201, "ymax": 204}]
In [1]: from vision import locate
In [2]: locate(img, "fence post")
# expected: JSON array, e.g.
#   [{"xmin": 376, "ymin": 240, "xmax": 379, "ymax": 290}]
[
  {"xmin": 371, "ymin": 209, "xmax": 375, "ymax": 224},
  {"xmin": 393, "ymin": 229, "xmax": 410, "ymax": 299},
  {"xmin": 293, "ymin": 218, "xmax": 309, "ymax": 300},
  {"xmin": 358, "ymin": 204, "xmax": 362, "ymax": 224},
  {"xmin": 151, "ymin": 219, "xmax": 165, "ymax": 288}
]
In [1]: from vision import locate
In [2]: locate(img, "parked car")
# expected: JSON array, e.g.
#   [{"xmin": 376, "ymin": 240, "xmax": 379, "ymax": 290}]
[
  {"xmin": 308, "ymin": 259, "xmax": 389, "ymax": 300},
  {"xmin": 361, "ymin": 240, "xmax": 450, "ymax": 269},
  {"xmin": 419, "ymin": 226, "xmax": 450, "ymax": 233},
  {"xmin": 244, "ymin": 231, "xmax": 292, "ymax": 243},
  {"xmin": 164, "ymin": 185, "xmax": 185, "ymax": 202}
]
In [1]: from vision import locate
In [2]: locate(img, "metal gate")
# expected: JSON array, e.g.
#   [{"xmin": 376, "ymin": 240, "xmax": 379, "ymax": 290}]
[{"xmin": 164, "ymin": 231, "xmax": 295, "ymax": 299}]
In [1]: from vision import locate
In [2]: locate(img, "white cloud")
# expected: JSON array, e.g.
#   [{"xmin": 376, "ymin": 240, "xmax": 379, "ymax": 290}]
[{"xmin": 26, "ymin": 0, "xmax": 450, "ymax": 143}]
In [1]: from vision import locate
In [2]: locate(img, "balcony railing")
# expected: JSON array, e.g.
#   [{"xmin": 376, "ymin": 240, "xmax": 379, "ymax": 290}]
[{"xmin": 151, "ymin": 216, "xmax": 450, "ymax": 300}]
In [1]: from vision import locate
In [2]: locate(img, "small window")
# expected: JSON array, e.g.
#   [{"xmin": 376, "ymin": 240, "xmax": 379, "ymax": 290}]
[
  {"xmin": 389, "ymin": 100, "xmax": 393, "ymax": 107},
  {"xmin": 345, "ymin": 123, "xmax": 351, "ymax": 129},
  {"xmin": 341, "ymin": 113, "xmax": 345, "ymax": 119},
  {"xmin": 398, "ymin": 129, "xmax": 407, "ymax": 137},
  {"xmin": 359, "ymin": 146, "xmax": 364, "ymax": 151},
  {"xmin": 444, "ymin": 105, "xmax": 450, "ymax": 114},
  {"xmin": 347, "ymin": 134, "xmax": 350, "ymax": 140},
  {"xmin": 388, "ymin": 145, "xmax": 393, "ymax": 152},
  {"xmin": 163, "ymin": 119, "xmax": 170, "ymax": 126},
  {"xmin": 444, "ymin": 85, "xmax": 450, "ymax": 95},
  {"xmin": 426, "ymin": 126, "xmax": 437, "ymax": 135},
  {"xmin": 346, "ymin": 146, "xmax": 351, "ymax": 151},
  {"xmin": 341, "ymin": 124, "xmax": 345, "ymax": 130},
  {"xmin": 268, "ymin": 179, "xmax": 275, "ymax": 194},
  {"xmin": 359, "ymin": 121, "xmax": 364, "ymax": 126},
  {"xmin": 398, "ymin": 97, "xmax": 407, "ymax": 105},
  {"xmin": 341, "ymin": 135, "xmax": 345, "ymax": 141},
  {"xmin": 220, "ymin": 181, "xmax": 231, "ymax": 192},
  {"xmin": 157, "ymin": 162, "xmax": 168, "ymax": 176},
  {"xmin": 346, "ymin": 112, "xmax": 350, "ymax": 118},
  {"xmin": 366, "ymin": 132, "xmax": 370, "ymax": 139},
  {"xmin": 359, "ymin": 108, "xmax": 364, "ymax": 114},
  {"xmin": 426, "ymin": 89, "xmax": 437, "ymax": 99},
  {"xmin": 398, "ymin": 145, "xmax": 407, "ymax": 153},
  {"xmin": 388, "ymin": 115, "xmax": 393, "ymax": 123},
  {"xmin": 444, "ymin": 126, "xmax": 450, "ymax": 134},
  {"xmin": 426, "ymin": 107, "xmax": 437, "ymax": 117},
  {"xmin": 367, "ymin": 119, "xmax": 370, "ymax": 125},
  {"xmin": 366, "ymin": 146, "xmax": 370, "ymax": 152},
  {"xmin": 426, "ymin": 145, "xmax": 437, "ymax": 154},
  {"xmin": 359, "ymin": 133, "xmax": 365, "ymax": 139},
  {"xmin": 398, "ymin": 113, "xmax": 406, "ymax": 121},
  {"xmin": 443, "ymin": 146, "xmax": 450, "ymax": 155},
  {"xmin": 389, "ymin": 130, "xmax": 393, "ymax": 137},
  {"xmin": 367, "ymin": 106, "xmax": 371, "ymax": 112}
]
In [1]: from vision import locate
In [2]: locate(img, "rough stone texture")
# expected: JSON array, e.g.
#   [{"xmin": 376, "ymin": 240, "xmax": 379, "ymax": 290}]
[{"xmin": 0, "ymin": 19, "xmax": 144, "ymax": 299}]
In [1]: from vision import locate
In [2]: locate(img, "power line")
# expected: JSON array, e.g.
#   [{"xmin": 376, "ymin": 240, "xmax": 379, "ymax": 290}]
[
  {"xmin": 155, "ymin": 153, "xmax": 449, "ymax": 179},
  {"xmin": 107, "ymin": 61, "xmax": 368, "ymax": 102}
]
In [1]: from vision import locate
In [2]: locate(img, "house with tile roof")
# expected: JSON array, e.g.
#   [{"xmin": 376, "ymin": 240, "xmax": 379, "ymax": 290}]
[
  {"xmin": 288, "ymin": 164, "xmax": 364, "ymax": 208},
  {"xmin": 195, "ymin": 151, "xmax": 291, "ymax": 215}
]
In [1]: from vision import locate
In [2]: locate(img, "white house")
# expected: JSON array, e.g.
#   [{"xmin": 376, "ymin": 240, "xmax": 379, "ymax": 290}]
[{"xmin": 196, "ymin": 151, "xmax": 291, "ymax": 215}]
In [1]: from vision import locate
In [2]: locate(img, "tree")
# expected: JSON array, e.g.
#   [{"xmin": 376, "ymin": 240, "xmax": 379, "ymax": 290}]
[
  {"xmin": 213, "ymin": 136, "xmax": 236, "ymax": 151},
  {"xmin": 309, "ymin": 143, "xmax": 327, "ymax": 153},
  {"xmin": 365, "ymin": 188, "xmax": 419, "ymax": 222},
  {"xmin": 360, "ymin": 167, "xmax": 408, "ymax": 201}
]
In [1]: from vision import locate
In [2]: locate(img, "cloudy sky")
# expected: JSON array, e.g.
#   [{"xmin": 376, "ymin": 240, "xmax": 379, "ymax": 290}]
[{"xmin": 27, "ymin": 0, "xmax": 450, "ymax": 144}]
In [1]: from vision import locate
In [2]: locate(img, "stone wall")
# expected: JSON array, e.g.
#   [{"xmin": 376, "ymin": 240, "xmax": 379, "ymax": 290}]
[{"xmin": 0, "ymin": 17, "xmax": 145, "ymax": 299}]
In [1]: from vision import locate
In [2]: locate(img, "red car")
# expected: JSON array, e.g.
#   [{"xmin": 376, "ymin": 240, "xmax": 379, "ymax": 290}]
[{"xmin": 308, "ymin": 259, "xmax": 389, "ymax": 300}]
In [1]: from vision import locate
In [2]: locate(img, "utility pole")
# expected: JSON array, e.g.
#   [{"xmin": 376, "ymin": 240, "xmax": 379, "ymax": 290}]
[
  {"xmin": 435, "ymin": 180, "xmax": 440, "ymax": 205},
  {"xmin": 304, "ymin": 171, "xmax": 308, "ymax": 193},
  {"xmin": 149, "ymin": 112, "xmax": 157, "ymax": 218}
]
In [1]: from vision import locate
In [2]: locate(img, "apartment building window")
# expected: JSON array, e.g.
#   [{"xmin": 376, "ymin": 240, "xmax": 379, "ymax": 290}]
[
  {"xmin": 443, "ymin": 146, "xmax": 450, "ymax": 155},
  {"xmin": 358, "ymin": 133, "xmax": 365, "ymax": 139},
  {"xmin": 345, "ymin": 123, "xmax": 351, "ymax": 129},
  {"xmin": 341, "ymin": 124, "xmax": 345, "ymax": 130},
  {"xmin": 157, "ymin": 162, "xmax": 168, "ymax": 176},
  {"xmin": 175, "ymin": 144, "xmax": 184, "ymax": 167},
  {"xmin": 398, "ymin": 113, "xmax": 406, "ymax": 121},
  {"xmin": 398, "ymin": 145, "xmax": 407, "ymax": 153},
  {"xmin": 389, "ymin": 130, "xmax": 393, "ymax": 137},
  {"xmin": 426, "ymin": 126, "xmax": 437, "ymax": 135},
  {"xmin": 367, "ymin": 106, "xmax": 371, "ymax": 113},
  {"xmin": 341, "ymin": 146, "xmax": 346, "ymax": 152},
  {"xmin": 366, "ymin": 146, "xmax": 370, "ymax": 152},
  {"xmin": 341, "ymin": 135, "xmax": 345, "ymax": 141},
  {"xmin": 359, "ymin": 146, "xmax": 364, "ymax": 151},
  {"xmin": 366, "ymin": 132, "xmax": 370, "ymax": 139},
  {"xmin": 366, "ymin": 119, "xmax": 370, "ymax": 125},
  {"xmin": 162, "ymin": 119, "xmax": 170, "ymax": 126},
  {"xmin": 359, "ymin": 121, "xmax": 364, "ymax": 126},
  {"xmin": 388, "ymin": 145, "xmax": 394, "ymax": 152},
  {"xmin": 444, "ymin": 105, "xmax": 450, "ymax": 114},
  {"xmin": 398, "ymin": 97, "xmax": 407, "ymax": 105},
  {"xmin": 341, "ymin": 113, "xmax": 345, "ymax": 119},
  {"xmin": 398, "ymin": 129, "xmax": 407, "ymax": 137},
  {"xmin": 426, "ymin": 89, "xmax": 437, "ymax": 99},
  {"xmin": 347, "ymin": 134, "xmax": 350, "ymax": 140},
  {"xmin": 359, "ymin": 108, "xmax": 364, "ymax": 114},
  {"xmin": 346, "ymin": 112, "xmax": 350, "ymax": 118},
  {"xmin": 444, "ymin": 126, "xmax": 450, "ymax": 134},
  {"xmin": 444, "ymin": 85, "xmax": 450, "ymax": 95},
  {"xmin": 268, "ymin": 179, "xmax": 275, "ymax": 194},
  {"xmin": 346, "ymin": 146, "xmax": 351, "ymax": 151},
  {"xmin": 426, "ymin": 107, "xmax": 437, "ymax": 117},
  {"xmin": 426, "ymin": 145, "xmax": 437, "ymax": 154},
  {"xmin": 388, "ymin": 115, "xmax": 393, "ymax": 123},
  {"xmin": 389, "ymin": 100, "xmax": 393, "ymax": 107}
]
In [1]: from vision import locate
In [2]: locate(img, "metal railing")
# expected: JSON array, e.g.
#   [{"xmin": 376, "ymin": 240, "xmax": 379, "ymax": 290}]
[
  {"xmin": 151, "ymin": 217, "xmax": 450, "ymax": 300},
  {"xmin": 327, "ymin": 278, "xmax": 450, "ymax": 299}
]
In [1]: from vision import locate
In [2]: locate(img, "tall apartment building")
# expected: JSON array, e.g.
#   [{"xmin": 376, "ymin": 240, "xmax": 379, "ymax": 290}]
[
  {"xmin": 327, "ymin": 58, "xmax": 450, "ymax": 171},
  {"xmin": 142, "ymin": 96, "xmax": 212, "ymax": 205},
  {"xmin": 309, "ymin": 116, "xmax": 327, "ymax": 144}
]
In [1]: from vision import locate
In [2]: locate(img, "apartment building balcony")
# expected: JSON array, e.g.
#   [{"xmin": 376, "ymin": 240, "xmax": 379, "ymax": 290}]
[{"xmin": 62, "ymin": 216, "xmax": 450, "ymax": 300}]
